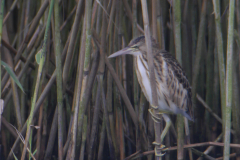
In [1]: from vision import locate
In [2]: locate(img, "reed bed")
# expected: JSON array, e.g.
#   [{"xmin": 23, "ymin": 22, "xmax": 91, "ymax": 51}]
[{"xmin": 0, "ymin": 0, "xmax": 240, "ymax": 159}]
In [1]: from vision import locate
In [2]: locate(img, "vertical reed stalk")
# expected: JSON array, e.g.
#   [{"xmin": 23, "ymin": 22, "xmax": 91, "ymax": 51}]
[
  {"xmin": 62, "ymin": 0, "xmax": 83, "ymax": 87},
  {"xmin": 152, "ymin": 0, "xmax": 157, "ymax": 40},
  {"xmin": 212, "ymin": 0, "xmax": 226, "ymax": 129},
  {"xmin": 172, "ymin": 0, "xmax": 182, "ymax": 65},
  {"xmin": 54, "ymin": 0, "xmax": 64, "ymax": 159},
  {"xmin": 97, "ymin": 117, "xmax": 106, "ymax": 160},
  {"xmin": 233, "ymin": 3, "xmax": 240, "ymax": 158},
  {"xmin": 0, "ymin": 0, "xmax": 4, "ymax": 49},
  {"xmin": 191, "ymin": 0, "xmax": 207, "ymax": 104},
  {"xmin": 232, "ymin": 39, "xmax": 240, "ymax": 159},
  {"xmin": 132, "ymin": 0, "xmax": 141, "ymax": 158},
  {"xmin": 172, "ymin": 0, "xmax": 184, "ymax": 159},
  {"xmin": 205, "ymin": 1, "xmax": 215, "ymax": 142},
  {"xmin": 76, "ymin": 0, "xmax": 93, "ymax": 147},
  {"xmin": 106, "ymin": 21, "xmax": 116, "ymax": 158},
  {"xmin": 224, "ymin": 0, "xmax": 235, "ymax": 159},
  {"xmin": 0, "ymin": 0, "xmax": 4, "ymax": 100},
  {"xmin": 182, "ymin": 0, "xmax": 191, "ymax": 81},
  {"xmin": 79, "ymin": 115, "xmax": 87, "ymax": 160},
  {"xmin": 99, "ymin": 1, "xmax": 115, "ymax": 158},
  {"xmin": 0, "ymin": 0, "xmax": 4, "ymax": 158},
  {"xmin": 140, "ymin": 0, "xmax": 161, "ymax": 158},
  {"xmin": 156, "ymin": 0, "xmax": 165, "ymax": 49},
  {"xmin": 101, "ymin": 81, "xmax": 115, "ymax": 159},
  {"xmin": 70, "ymin": 3, "xmax": 87, "ymax": 160},
  {"xmin": 88, "ymin": 80, "xmax": 102, "ymax": 160}
]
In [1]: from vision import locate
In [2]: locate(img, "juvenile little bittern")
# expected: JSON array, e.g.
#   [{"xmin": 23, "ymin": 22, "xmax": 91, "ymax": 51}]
[{"xmin": 109, "ymin": 36, "xmax": 194, "ymax": 154}]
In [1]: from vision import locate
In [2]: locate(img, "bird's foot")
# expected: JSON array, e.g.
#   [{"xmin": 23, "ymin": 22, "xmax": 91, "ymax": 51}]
[
  {"xmin": 151, "ymin": 105, "xmax": 158, "ymax": 109},
  {"xmin": 152, "ymin": 142, "xmax": 168, "ymax": 157},
  {"xmin": 148, "ymin": 109, "xmax": 162, "ymax": 123}
]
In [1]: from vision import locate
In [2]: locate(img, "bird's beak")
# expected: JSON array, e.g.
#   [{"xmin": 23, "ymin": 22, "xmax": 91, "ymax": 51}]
[{"xmin": 108, "ymin": 47, "xmax": 131, "ymax": 58}]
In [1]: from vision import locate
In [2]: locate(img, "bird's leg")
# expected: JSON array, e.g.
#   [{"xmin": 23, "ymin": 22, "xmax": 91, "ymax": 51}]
[
  {"xmin": 148, "ymin": 107, "xmax": 169, "ymax": 157},
  {"xmin": 161, "ymin": 115, "xmax": 171, "ymax": 142},
  {"xmin": 148, "ymin": 108, "xmax": 172, "ymax": 142}
]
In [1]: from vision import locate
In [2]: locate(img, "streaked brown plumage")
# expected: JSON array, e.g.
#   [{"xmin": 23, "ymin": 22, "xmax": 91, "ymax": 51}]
[
  {"xmin": 109, "ymin": 36, "xmax": 193, "ymax": 121},
  {"xmin": 109, "ymin": 36, "xmax": 194, "ymax": 157}
]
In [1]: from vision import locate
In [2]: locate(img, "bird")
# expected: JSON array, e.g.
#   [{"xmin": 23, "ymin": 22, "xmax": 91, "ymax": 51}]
[{"xmin": 108, "ymin": 36, "xmax": 193, "ymax": 155}]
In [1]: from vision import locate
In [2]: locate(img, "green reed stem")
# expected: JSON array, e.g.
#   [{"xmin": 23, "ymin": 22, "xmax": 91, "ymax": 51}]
[
  {"xmin": 223, "ymin": 0, "xmax": 235, "ymax": 159},
  {"xmin": 20, "ymin": 0, "xmax": 54, "ymax": 159},
  {"xmin": 54, "ymin": 0, "xmax": 64, "ymax": 159}
]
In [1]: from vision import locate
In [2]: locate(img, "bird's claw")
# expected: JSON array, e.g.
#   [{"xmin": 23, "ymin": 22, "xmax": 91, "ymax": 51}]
[
  {"xmin": 151, "ymin": 105, "xmax": 158, "ymax": 109},
  {"xmin": 155, "ymin": 150, "xmax": 166, "ymax": 157},
  {"xmin": 152, "ymin": 142, "xmax": 166, "ymax": 149},
  {"xmin": 148, "ymin": 109, "xmax": 162, "ymax": 123},
  {"xmin": 152, "ymin": 142, "xmax": 167, "ymax": 157}
]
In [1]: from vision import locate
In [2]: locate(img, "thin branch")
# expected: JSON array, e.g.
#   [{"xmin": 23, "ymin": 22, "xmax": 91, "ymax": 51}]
[{"xmin": 125, "ymin": 142, "xmax": 240, "ymax": 159}]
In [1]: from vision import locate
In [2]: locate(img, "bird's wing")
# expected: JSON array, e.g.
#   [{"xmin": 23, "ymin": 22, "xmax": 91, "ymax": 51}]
[{"xmin": 157, "ymin": 50, "xmax": 193, "ymax": 120}]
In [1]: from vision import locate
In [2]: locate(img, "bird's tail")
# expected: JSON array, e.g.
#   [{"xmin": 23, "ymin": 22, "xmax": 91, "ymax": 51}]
[{"xmin": 170, "ymin": 102, "xmax": 194, "ymax": 122}]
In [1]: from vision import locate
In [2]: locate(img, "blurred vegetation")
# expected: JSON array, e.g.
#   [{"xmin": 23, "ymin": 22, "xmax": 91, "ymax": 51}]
[{"xmin": 0, "ymin": 0, "xmax": 240, "ymax": 159}]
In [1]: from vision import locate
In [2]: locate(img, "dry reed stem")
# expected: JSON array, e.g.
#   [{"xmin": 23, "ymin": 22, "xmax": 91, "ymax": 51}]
[{"xmin": 126, "ymin": 141, "xmax": 240, "ymax": 159}]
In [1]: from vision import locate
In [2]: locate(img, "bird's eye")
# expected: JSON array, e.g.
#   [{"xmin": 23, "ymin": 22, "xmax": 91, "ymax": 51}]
[{"xmin": 132, "ymin": 46, "xmax": 138, "ymax": 49}]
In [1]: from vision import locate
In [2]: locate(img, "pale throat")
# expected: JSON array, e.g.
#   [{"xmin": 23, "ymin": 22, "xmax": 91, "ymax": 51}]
[
  {"xmin": 131, "ymin": 51, "xmax": 142, "ymax": 56},
  {"xmin": 135, "ymin": 54, "xmax": 153, "ymax": 104}
]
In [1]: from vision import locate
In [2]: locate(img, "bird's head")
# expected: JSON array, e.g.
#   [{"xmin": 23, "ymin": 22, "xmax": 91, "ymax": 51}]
[{"xmin": 108, "ymin": 36, "xmax": 159, "ymax": 58}]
